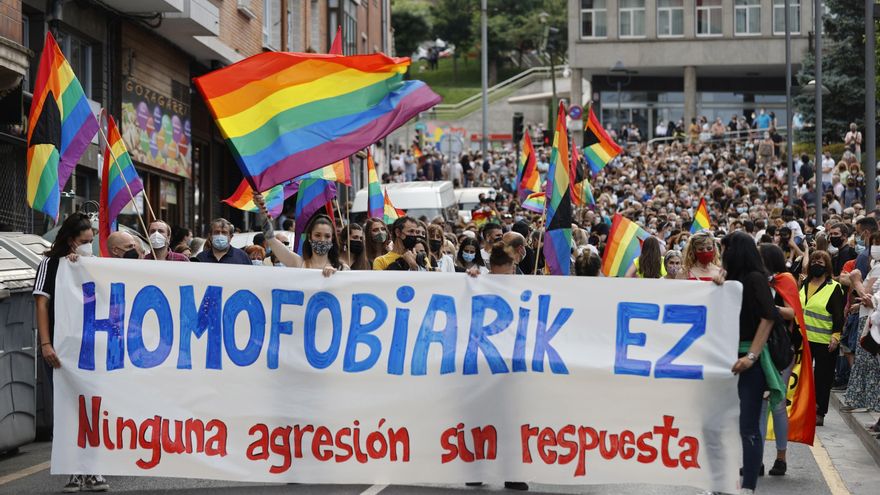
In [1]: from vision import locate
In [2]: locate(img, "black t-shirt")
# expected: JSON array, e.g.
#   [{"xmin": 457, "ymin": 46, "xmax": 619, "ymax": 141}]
[
  {"xmin": 832, "ymin": 246, "xmax": 857, "ymax": 276},
  {"xmin": 739, "ymin": 271, "xmax": 775, "ymax": 342},
  {"xmin": 33, "ymin": 256, "xmax": 60, "ymax": 342}
]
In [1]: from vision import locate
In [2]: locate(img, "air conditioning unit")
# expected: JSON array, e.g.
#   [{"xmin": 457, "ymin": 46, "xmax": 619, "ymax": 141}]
[{"xmin": 237, "ymin": 0, "xmax": 256, "ymax": 19}]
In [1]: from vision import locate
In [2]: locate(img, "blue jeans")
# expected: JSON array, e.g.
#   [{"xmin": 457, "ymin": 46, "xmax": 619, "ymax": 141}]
[
  {"xmin": 760, "ymin": 360, "xmax": 794, "ymax": 452},
  {"xmin": 739, "ymin": 362, "xmax": 767, "ymax": 491}
]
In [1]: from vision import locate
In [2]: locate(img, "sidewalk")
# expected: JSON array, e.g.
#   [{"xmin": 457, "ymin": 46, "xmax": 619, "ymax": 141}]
[{"xmin": 832, "ymin": 390, "xmax": 880, "ymax": 467}]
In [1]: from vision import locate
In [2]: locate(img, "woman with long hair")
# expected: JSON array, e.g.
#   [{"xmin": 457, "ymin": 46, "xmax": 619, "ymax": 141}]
[
  {"xmin": 34, "ymin": 213, "xmax": 110, "ymax": 492},
  {"xmin": 339, "ymin": 224, "xmax": 370, "ymax": 270},
  {"xmin": 427, "ymin": 224, "xmax": 455, "ymax": 272},
  {"xmin": 364, "ymin": 217, "xmax": 390, "ymax": 267},
  {"xmin": 455, "ymin": 237, "xmax": 487, "ymax": 273},
  {"xmin": 265, "ymin": 215, "xmax": 348, "ymax": 274},
  {"xmin": 800, "ymin": 250, "xmax": 845, "ymax": 426},
  {"xmin": 679, "ymin": 230, "xmax": 722, "ymax": 280},
  {"xmin": 663, "ymin": 250, "xmax": 682, "ymax": 279},
  {"xmin": 720, "ymin": 232, "xmax": 778, "ymax": 494},
  {"xmin": 626, "ymin": 236, "xmax": 665, "ymax": 278}
]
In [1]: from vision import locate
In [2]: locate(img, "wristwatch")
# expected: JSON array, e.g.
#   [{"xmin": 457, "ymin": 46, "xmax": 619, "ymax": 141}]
[{"xmin": 746, "ymin": 352, "xmax": 758, "ymax": 362}]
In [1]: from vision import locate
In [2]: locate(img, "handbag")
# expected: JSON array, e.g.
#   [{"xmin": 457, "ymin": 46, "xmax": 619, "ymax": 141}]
[
  {"xmin": 860, "ymin": 323, "xmax": 880, "ymax": 356},
  {"xmin": 767, "ymin": 312, "xmax": 795, "ymax": 371}
]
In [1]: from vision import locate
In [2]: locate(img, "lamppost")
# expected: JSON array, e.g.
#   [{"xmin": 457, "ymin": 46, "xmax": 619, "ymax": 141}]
[
  {"xmin": 784, "ymin": 0, "xmax": 794, "ymax": 204},
  {"xmin": 609, "ymin": 60, "xmax": 632, "ymax": 131},
  {"xmin": 539, "ymin": 12, "xmax": 559, "ymax": 130},
  {"xmin": 865, "ymin": 0, "xmax": 879, "ymax": 209},
  {"xmin": 480, "ymin": 0, "xmax": 488, "ymax": 160},
  {"xmin": 802, "ymin": 79, "xmax": 830, "ymax": 224}
]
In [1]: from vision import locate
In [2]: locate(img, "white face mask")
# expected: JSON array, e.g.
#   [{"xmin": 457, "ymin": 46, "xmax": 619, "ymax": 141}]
[
  {"xmin": 149, "ymin": 232, "xmax": 167, "ymax": 249},
  {"xmin": 871, "ymin": 246, "xmax": 880, "ymax": 261},
  {"xmin": 251, "ymin": 259, "xmax": 263, "ymax": 266},
  {"xmin": 75, "ymin": 242, "xmax": 93, "ymax": 257},
  {"xmin": 828, "ymin": 245, "xmax": 839, "ymax": 256}
]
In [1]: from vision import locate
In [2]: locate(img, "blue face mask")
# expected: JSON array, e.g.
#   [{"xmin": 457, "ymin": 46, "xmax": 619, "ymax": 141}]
[
  {"xmin": 736, "ymin": 207, "xmax": 746, "ymax": 214},
  {"xmin": 212, "ymin": 235, "xmax": 229, "ymax": 251},
  {"xmin": 462, "ymin": 252, "xmax": 476, "ymax": 263}
]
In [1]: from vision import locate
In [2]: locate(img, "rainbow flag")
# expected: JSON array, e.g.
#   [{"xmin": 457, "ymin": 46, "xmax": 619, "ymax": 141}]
[
  {"xmin": 569, "ymin": 138, "xmax": 595, "ymax": 207},
  {"xmin": 412, "ymin": 144, "xmax": 423, "ymax": 159},
  {"xmin": 223, "ymin": 179, "xmax": 297, "ymax": 217},
  {"xmin": 194, "ymin": 52, "xmax": 441, "ymax": 192},
  {"xmin": 543, "ymin": 102, "xmax": 573, "ymax": 276},
  {"xmin": 471, "ymin": 210, "xmax": 497, "ymax": 227},
  {"xmin": 383, "ymin": 189, "xmax": 405, "ymax": 223},
  {"xmin": 296, "ymin": 158, "xmax": 351, "ymax": 186},
  {"xmin": 602, "ymin": 214, "xmax": 651, "ymax": 277},
  {"xmin": 521, "ymin": 191, "xmax": 545, "ymax": 213},
  {"xmin": 366, "ymin": 151, "xmax": 384, "ymax": 220},
  {"xmin": 27, "ymin": 32, "xmax": 99, "ymax": 220},
  {"xmin": 516, "ymin": 133, "xmax": 540, "ymax": 201},
  {"xmin": 583, "ymin": 105, "xmax": 622, "ymax": 175},
  {"xmin": 98, "ymin": 115, "xmax": 143, "ymax": 257},
  {"xmin": 293, "ymin": 178, "xmax": 337, "ymax": 254},
  {"xmin": 691, "ymin": 198, "xmax": 711, "ymax": 233}
]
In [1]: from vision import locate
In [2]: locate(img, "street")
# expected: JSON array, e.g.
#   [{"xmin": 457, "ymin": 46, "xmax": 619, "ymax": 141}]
[{"xmin": 1, "ymin": 403, "xmax": 877, "ymax": 495}]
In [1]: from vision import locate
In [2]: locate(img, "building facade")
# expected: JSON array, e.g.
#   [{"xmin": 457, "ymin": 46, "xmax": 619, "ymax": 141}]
[
  {"xmin": 567, "ymin": 0, "xmax": 813, "ymax": 139},
  {"xmin": 0, "ymin": 0, "xmax": 390, "ymax": 236}
]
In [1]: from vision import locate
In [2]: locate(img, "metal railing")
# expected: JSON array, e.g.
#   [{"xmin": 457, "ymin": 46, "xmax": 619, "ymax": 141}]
[{"xmin": 646, "ymin": 126, "xmax": 791, "ymax": 147}]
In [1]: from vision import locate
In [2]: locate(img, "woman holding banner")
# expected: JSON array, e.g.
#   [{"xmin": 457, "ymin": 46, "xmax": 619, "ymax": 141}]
[
  {"xmin": 263, "ymin": 214, "xmax": 348, "ymax": 275},
  {"xmin": 34, "ymin": 213, "xmax": 111, "ymax": 493},
  {"xmin": 679, "ymin": 231, "xmax": 722, "ymax": 281},
  {"xmin": 364, "ymin": 217, "xmax": 390, "ymax": 268},
  {"xmin": 721, "ymin": 232, "xmax": 777, "ymax": 494}
]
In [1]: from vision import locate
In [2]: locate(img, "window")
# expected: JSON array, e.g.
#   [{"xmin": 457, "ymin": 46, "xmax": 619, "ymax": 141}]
[
  {"xmin": 59, "ymin": 32, "xmax": 92, "ymax": 99},
  {"xmin": 263, "ymin": 0, "xmax": 281, "ymax": 49},
  {"xmin": 696, "ymin": 0, "xmax": 723, "ymax": 36},
  {"xmin": 657, "ymin": 0, "xmax": 684, "ymax": 37},
  {"xmin": 342, "ymin": 0, "xmax": 357, "ymax": 54},
  {"xmin": 580, "ymin": 0, "xmax": 607, "ymax": 38},
  {"xmin": 734, "ymin": 0, "xmax": 761, "ymax": 35},
  {"xmin": 619, "ymin": 0, "xmax": 646, "ymax": 38},
  {"xmin": 773, "ymin": 0, "xmax": 801, "ymax": 35}
]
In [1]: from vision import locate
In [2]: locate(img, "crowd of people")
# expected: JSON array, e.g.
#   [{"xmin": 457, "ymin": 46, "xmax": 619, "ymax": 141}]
[{"xmin": 32, "ymin": 114, "xmax": 880, "ymax": 494}]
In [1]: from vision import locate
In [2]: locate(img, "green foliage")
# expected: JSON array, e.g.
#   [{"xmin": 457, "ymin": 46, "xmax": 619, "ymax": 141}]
[
  {"xmin": 795, "ymin": 0, "xmax": 873, "ymax": 144},
  {"xmin": 476, "ymin": 0, "xmax": 568, "ymax": 63},
  {"xmin": 412, "ymin": 57, "xmax": 521, "ymax": 104},
  {"xmin": 392, "ymin": 10, "xmax": 430, "ymax": 59},
  {"xmin": 430, "ymin": 0, "xmax": 477, "ymax": 81}
]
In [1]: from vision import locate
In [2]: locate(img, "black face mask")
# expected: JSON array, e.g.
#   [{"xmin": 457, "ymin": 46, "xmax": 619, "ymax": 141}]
[
  {"xmin": 416, "ymin": 252, "xmax": 427, "ymax": 267},
  {"xmin": 429, "ymin": 239, "xmax": 442, "ymax": 252},
  {"xmin": 809, "ymin": 264, "xmax": 826, "ymax": 278},
  {"xmin": 349, "ymin": 240, "xmax": 364, "ymax": 255},
  {"xmin": 402, "ymin": 235, "xmax": 418, "ymax": 250},
  {"xmin": 830, "ymin": 236, "xmax": 844, "ymax": 248},
  {"xmin": 123, "ymin": 248, "xmax": 139, "ymax": 259}
]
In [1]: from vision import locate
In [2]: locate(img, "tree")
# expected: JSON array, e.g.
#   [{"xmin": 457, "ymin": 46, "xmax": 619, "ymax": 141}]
[
  {"xmin": 392, "ymin": 10, "xmax": 430, "ymax": 59},
  {"xmin": 794, "ymin": 0, "xmax": 866, "ymax": 145},
  {"xmin": 430, "ymin": 0, "xmax": 476, "ymax": 82}
]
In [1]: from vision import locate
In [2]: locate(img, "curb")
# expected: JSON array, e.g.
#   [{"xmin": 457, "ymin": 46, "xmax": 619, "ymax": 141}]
[{"xmin": 831, "ymin": 391, "xmax": 880, "ymax": 468}]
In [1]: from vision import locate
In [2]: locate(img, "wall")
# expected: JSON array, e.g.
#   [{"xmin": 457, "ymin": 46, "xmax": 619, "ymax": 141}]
[
  {"xmin": 217, "ymin": 0, "xmax": 263, "ymax": 57},
  {"xmin": 0, "ymin": 0, "xmax": 21, "ymax": 42},
  {"xmin": 122, "ymin": 23, "xmax": 188, "ymax": 96}
]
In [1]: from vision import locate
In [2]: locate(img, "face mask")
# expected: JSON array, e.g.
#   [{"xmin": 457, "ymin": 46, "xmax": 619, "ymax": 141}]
[
  {"xmin": 310, "ymin": 240, "xmax": 333, "ymax": 256},
  {"xmin": 855, "ymin": 243, "xmax": 866, "ymax": 255},
  {"xmin": 416, "ymin": 252, "xmax": 427, "ymax": 266},
  {"xmin": 829, "ymin": 236, "xmax": 844, "ymax": 248},
  {"xmin": 212, "ymin": 235, "xmax": 229, "ymax": 251},
  {"xmin": 695, "ymin": 250, "xmax": 715, "ymax": 264},
  {"xmin": 462, "ymin": 252, "xmax": 476, "ymax": 263},
  {"xmin": 828, "ymin": 245, "xmax": 839, "ymax": 255},
  {"xmin": 372, "ymin": 231, "xmax": 388, "ymax": 244},
  {"xmin": 402, "ymin": 235, "xmax": 418, "ymax": 250},
  {"xmin": 122, "ymin": 248, "xmax": 139, "ymax": 259},
  {"xmin": 736, "ymin": 207, "xmax": 746, "ymax": 214},
  {"xmin": 871, "ymin": 246, "xmax": 880, "ymax": 261},
  {"xmin": 75, "ymin": 242, "xmax": 93, "ymax": 257},
  {"xmin": 350, "ymin": 240, "xmax": 364, "ymax": 255},
  {"xmin": 429, "ymin": 239, "xmax": 442, "ymax": 252},
  {"xmin": 809, "ymin": 264, "xmax": 826, "ymax": 278},
  {"xmin": 252, "ymin": 259, "xmax": 263, "ymax": 266},
  {"xmin": 149, "ymin": 232, "xmax": 167, "ymax": 249}
]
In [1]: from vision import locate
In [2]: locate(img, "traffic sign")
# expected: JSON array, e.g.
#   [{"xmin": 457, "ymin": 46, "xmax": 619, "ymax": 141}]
[{"xmin": 569, "ymin": 105, "xmax": 584, "ymax": 120}]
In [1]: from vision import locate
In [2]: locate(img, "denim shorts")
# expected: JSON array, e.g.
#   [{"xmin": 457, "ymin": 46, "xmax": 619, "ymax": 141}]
[{"xmin": 841, "ymin": 314, "xmax": 865, "ymax": 354}]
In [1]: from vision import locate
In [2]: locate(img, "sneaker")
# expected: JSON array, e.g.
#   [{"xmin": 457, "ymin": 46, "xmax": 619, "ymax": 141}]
[
  {"xmin": 769, "ymin": 459, "xmax": 787, "ymax": 476},
  {"xmin": 504, "ymin": 482, "xmax": 529, "ymax": 491},
  {"xmin": 82, "ymin": 475, "xmax": 109, "ymax": 492},
  {"xmin": 740, "ymin": 489, "xmax": 756, "ymax": 495},
  {"xmin": 63, "ymin": 475, "xmax": 83, "ymax": 493},
  {"xmin": 816, "ymin": 415, "xmax": 825, "ymax": 426}
]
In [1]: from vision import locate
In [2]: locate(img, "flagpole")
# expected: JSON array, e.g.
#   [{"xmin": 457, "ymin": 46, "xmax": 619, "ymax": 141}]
[
  {"xmin": 533, "ymin": 210, "xmax": 546, "ymax": 275},
  {"xmin": 97, "ymin": 124, "xmax": 154, "ymax": 242},
  {"xmin": 333, "ymin": 196, "xmax": 346, "ymax": 257}
]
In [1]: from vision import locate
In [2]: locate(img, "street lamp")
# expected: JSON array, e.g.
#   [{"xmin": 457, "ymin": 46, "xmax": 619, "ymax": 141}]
[
  {"xmin": 539, "ymin": 12, "xmax": 558, "ymax": 130},
  {"xmin": 865, "ymin": 0, "xmax": 879, "ymax": 209},
  {"xmin": 801, "ymin": 78, "xmax": 829, "ymax": 225},
  {"xmin": 609, "ymin": 61, "xmax": 632, "ymax": 130}
]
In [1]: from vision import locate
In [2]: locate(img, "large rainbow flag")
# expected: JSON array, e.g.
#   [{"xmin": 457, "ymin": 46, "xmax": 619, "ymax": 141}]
[
  {"xmin": 27, "ymin": 32, "xmax": 99, "ymax": 220},
  {"xmin": 583, "ymin": 105, "xmax": 622, "ymax": 175},
  {"xmin": 293, "ymin": 179, "xmax": 337, "ymax": 254},
  {"xmin": 194, "ymin": 52, "xmax": 441, "ymax": 192},
  {"xmin": 367, "ymin": 151, "xmax": 384, "ymax": 220},
  {"xmin": 543, "ymin": 102, "xmax": 573, "ymax": 276},
  {"xmin": 98, "ymin": 115, "xmax": 143, "ymax": 257},
  {"xmin": 691, "ymin": 198, "xmax": 711, "ymax": 233},
  {"xmin": 516, "ymin": 133, "xmax": 540, "ymax": 200},
  {"xmin": 602, "ymin": 214, "xmax": 651, "ymax": 277}
]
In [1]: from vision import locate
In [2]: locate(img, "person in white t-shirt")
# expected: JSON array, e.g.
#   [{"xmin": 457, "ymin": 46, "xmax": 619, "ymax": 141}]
[{"xmin": 821, "ymin": 152, "xmax": 835, "ymax": 189}]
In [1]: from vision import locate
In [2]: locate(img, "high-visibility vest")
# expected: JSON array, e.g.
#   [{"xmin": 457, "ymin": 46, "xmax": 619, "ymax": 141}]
[{"xmin": 800, "ymin": 280, "xmax": 840, "ymax": 344}]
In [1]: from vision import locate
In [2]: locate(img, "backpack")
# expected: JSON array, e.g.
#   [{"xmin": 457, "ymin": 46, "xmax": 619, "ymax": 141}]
[{"xmin": 767, "ymin": 312, "xmax": 795, "ymax": 371}]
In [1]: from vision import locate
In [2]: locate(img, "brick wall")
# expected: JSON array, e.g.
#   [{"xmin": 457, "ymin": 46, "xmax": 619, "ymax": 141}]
[
  {"xmin": 0, "ymin": 0, "xmax": 22, "ymax": 43},
  {"xmin": 122, "ymin": 23, "xmax": 189, "ymax": 95},
  {"xmin": 217, "ymin": 0, "xmax": 263, "ymax": 57}
]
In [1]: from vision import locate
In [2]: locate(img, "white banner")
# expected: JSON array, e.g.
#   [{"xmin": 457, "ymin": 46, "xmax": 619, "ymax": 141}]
[{"xmin": 51, "ymin": 258, "xmax": 744, "ymax": 492}]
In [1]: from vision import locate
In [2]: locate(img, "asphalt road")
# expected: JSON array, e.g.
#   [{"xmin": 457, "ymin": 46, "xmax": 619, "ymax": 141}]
[{"xmin": 0, "ymin": 404, "xmax": 877, "ymax": 495}]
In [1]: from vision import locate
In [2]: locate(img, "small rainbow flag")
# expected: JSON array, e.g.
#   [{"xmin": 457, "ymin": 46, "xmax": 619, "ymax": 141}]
[
  {"xmin": 296, "ymin": 158, "xmax": 351, "ymax": 186},
  {"xmin": 583, "ymin": 105, "xmax": 622, "ymax": 175},
  {"xmin": 293, "ymin": 178, "xmax": 337, "ymax": 253},
  {"xmin": 471, "ymin": 210, "xmax": 497, "ymax": 227},
  {"xmin": 517, "ymin": 133, "xmax": 540, "ymax": 200},
  {"xmin": 367, "ymin": 151, "xmax": 384, "ymax": 220},
  {"xmin": 521, "ymin": 191, "xmax": 545, "ymax": 213},
  {"xmin": 98, "ymin": 114, "xmax": 144, "ymax": 257},
  {"xmin": 223, "ymin": 179, "xmax": 297, "ymax": 217},
  {"xmin": 569, "ymin": 138, "xmax": 595, "ymax": 207},
  {"xmin": 544, "ymin": 101, "xmax": 573, "ymax": 276},
  {"xmin": 383, "ymin": 189, "xmax": 405, "ymax": 223},
  {"xmin": 691, "ymin": 198, "xmax": 711, "ymax": 233},
  {"xmin": 412, "ymin": 144, "xmax": 423, "ymax": 159},
  {"xmin": 194, "ymin": 52, "xmax": 441, "ymax": 192},
  {"xmin": 602, "ymin": 214, "xmax": 651, "ymax": 277},
  {"xmin": 27, "ymin": 32, "xmax": 99, "ymax": 220}
]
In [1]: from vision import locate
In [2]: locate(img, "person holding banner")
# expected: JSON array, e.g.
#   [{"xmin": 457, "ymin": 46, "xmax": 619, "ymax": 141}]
[
  {"xmin": 364, "ymin": 217, "xmax": 391, "ymax": 268},
  {"xmin": 339, "ymin": 224, "xmax": 370, "ymax": 270},
  {"xmin": 679, "ymin": 231, "xmax": 722, "ymax": 281},
  {"xmin": 455, "ymin": 237, "xmax": 488, "ymax": 274},
  {"xmin": 373, "ymin": 216, "xmax": 421, "ymax": 271},
  {"xmin": 265, "ymin": 215, "xmax": 348, "ymax": 275},
  {"xmin": 145, "ymin": 220, "xmax": 189, "ymax": 261},
  {"xmin": 721, "ymin": 232, "xmax": 778, "ymax": 494},
  {"xmin": 800, "ymin": 251, "xmax": 845, "ymax": 426},
  {"xmin": 33, "ymin": 213, "xmax": 110, "ymax": 493},
  {"xmin": 428, "ymin": 224, "xmax": 455, "ymax": 272},
  {"xmin": 664, "ymin": 249, "xmax": 683, "ymax": 279}
]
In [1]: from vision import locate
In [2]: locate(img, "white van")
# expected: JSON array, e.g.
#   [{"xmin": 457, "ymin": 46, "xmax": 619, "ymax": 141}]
[
  {"xmin": 455, "ymin": 187, "xmax": 496, "ymax": 223},
  {"xmin": 352, "ymin": 181, "xmax": 458, "ymax": 223}
]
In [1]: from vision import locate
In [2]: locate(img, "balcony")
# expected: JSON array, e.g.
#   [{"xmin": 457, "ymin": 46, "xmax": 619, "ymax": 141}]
[
  {"xmin": 152, "ymin": 0, "xmax": 238, "ymax": 64},
  {"xmin": 101, "ymin": 1, "xmax": 184, "ymax": 13}
]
